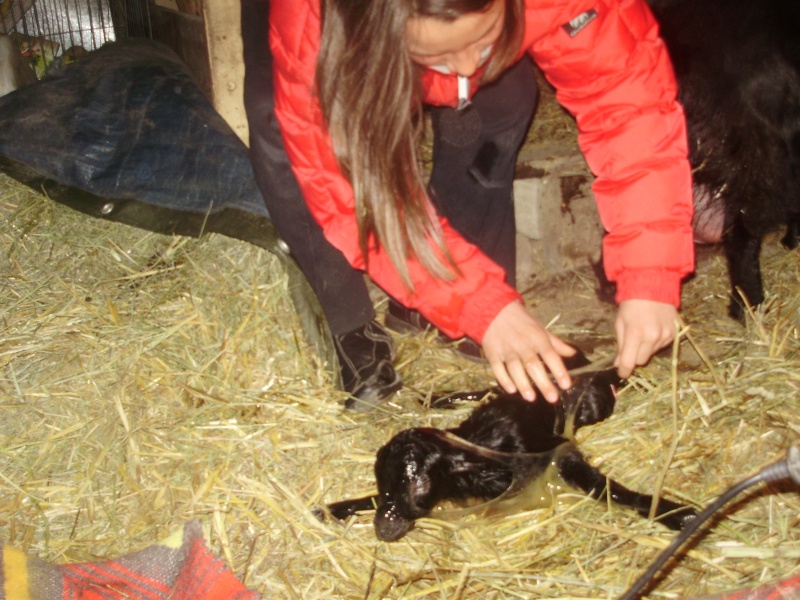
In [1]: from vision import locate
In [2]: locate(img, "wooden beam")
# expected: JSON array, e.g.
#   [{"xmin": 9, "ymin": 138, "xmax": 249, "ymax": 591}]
[
  {"xmin": 201, "ymin": 0, "xmax": 248, "ymax": 144},
  {"xmin": 2, "ymin": 0, "xmax": 36, "ymax": 33}
]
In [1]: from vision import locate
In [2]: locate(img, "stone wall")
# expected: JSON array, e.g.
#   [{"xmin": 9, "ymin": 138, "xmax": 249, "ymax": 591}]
[{"xmin": 513, "ymin": 143, "xmax": 603, "ymax": 289}]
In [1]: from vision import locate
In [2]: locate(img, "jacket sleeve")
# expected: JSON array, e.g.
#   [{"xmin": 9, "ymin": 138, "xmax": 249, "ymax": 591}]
[
  {"xmin": 528, "ymin": 0, "xmax": 694, "ymax": 307},
  {"xmin": 268, "ymin": 1, "xmax": 520, "ymax": 343}
]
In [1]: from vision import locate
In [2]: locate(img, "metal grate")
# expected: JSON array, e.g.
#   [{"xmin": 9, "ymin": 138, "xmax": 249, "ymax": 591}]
[{"xmin": 1, "ymin": 0, "xmax": 151, "ymax": 77}]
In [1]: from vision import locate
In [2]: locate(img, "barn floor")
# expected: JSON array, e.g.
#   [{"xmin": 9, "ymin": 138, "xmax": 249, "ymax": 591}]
[
  {"xmin": 1, "ymin": 70, "xmax": 799, "ymax": 599},
  {"xmin": 2, "ymin": 163, "xmax": 799, "ymax": 598}
]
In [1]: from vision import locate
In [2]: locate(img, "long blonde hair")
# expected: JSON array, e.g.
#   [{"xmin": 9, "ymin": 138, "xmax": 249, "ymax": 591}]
[{"xmin": 316, "ymin": 0, "xmax": 525, "ymax": 288}]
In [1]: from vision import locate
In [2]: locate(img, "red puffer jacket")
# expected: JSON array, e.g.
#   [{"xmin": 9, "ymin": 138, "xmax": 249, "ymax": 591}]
[{"xmin": 269, "ymin": 0, "xmax": 694, "ymax": 344}]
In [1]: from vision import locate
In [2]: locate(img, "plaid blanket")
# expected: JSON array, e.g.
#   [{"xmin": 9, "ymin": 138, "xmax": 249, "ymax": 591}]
[
  {"xmin": 3, "ymin": 518, "xmax": 796, "ymax": 599},
  {"xmin": 689, "ymin": 577, "xmax": 800, "ymax": 600},
  {"xmin": 0, "ymin": 521, "xmax": 261, "ymax": 600}
]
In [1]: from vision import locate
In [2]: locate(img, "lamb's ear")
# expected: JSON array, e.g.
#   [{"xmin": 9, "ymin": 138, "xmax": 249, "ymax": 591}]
[{"xmin": 409, "ymin": 473, "xmax": 431, "ymax": 500}]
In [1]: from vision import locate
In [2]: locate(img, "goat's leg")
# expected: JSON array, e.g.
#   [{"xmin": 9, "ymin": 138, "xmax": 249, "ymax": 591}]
[
  {"xmin": 781, "ymin": 214, "xmax": 799, "ymax": 249},
  {"xmin": 557, "ymin": 450, "xmax": 697, "ymax": 531},
  {"xmin": 723, "ymin": 215, "xmax": 764, "ymax": 321}
]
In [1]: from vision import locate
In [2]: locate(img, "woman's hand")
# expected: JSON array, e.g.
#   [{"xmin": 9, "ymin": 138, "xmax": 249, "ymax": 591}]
[
  {"xmin": 614, "ymin": 299, "xmax": 678, "ymax": 378},
  {"xmin": 481, "ymin": 301, "xmax": 575, "ymax": 403}
]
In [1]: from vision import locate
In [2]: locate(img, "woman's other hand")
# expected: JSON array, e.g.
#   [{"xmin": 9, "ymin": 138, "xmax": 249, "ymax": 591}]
[
  {"xmin": 614, "ymin": 299, "xmax": 678, "ymax": 378},
  {"xmin": 482, "ymin": 301, "xmax": 575, "ymax": 403}
]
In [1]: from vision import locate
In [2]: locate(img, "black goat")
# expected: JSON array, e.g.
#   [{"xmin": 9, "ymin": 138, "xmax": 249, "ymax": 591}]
[
  {"xmin": 324, "ymin": 352, "xmax": 697, "ymax": 541},
  {"xmin": 649, "ymin": 0, "xmax": 800, "ymax": 318}
]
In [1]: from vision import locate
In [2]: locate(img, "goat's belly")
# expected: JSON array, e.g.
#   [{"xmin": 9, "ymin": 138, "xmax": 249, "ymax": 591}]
[{"xmin": 693, "ymin": 184, "xmax": 726, "ymax": 244}]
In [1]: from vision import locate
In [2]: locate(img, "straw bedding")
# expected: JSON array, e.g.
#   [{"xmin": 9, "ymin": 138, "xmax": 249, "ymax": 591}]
[{"xmin": 1, "ymin": 158, "xmax": 798, "ymax": 598}]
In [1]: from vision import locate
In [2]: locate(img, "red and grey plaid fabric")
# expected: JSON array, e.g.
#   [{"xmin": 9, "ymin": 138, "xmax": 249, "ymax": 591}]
[
  {"xmin": 687, "ymin": 576, "xmax": 800, "ymax": 600},
  {"xmin": 1, "ymin": 521, "xmax": 261, "ymax": 600}
]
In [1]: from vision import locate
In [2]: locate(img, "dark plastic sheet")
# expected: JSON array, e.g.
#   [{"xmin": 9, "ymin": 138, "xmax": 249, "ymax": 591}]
[
  {"xmin": 0, "ymin": 38, "xmax": 268, "ymax": 234},
  {"xmin": 0, "ymin": 38, "xmax": 334, "ymax": 374}
]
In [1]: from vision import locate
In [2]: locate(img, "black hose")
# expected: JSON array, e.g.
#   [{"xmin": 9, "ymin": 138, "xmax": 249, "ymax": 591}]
[{"xmin": 619, "ymin": 446, "xmax": 800, "ymax": 600}]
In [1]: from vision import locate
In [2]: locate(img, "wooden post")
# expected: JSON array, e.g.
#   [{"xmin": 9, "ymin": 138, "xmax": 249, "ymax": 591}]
[{"xmin": 201, "ymin": 0, "xmax": 249, "ymax": 144}]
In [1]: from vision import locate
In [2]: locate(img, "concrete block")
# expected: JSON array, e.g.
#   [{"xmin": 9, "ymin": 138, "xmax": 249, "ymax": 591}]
[{"xmin": 513, "ymin": 144, "xmax": 605, "ymax": 288}]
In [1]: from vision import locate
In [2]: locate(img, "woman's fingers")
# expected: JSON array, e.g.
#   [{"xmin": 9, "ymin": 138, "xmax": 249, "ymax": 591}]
[
  {"xmin": 482, "ymin": 301, "xmax": 573, "ymax": 403},
  {"xmin": 487, "ymin": 353, "xmax": 559, "ymax": 403},
  {"xmin": 487, "ymin": 353, "xmax": 517, "ymax": 396},
  {"xmin": 540, "ymin": 341, "xmax": 574, "ymax": 392},
  {"xmin": 615, "ymin": 299, "xmax": 678, "ymax": 377},
  {"xmin": 511, "ymin": 357, "xmax": 539, "ymax": 401},
  {"xmin": 614, "ymin": 326, "xmax": 640, "ymax": 379},
  {"xmin": 524, "ymin": 357, "xmax": 560, "ymax": 403}
]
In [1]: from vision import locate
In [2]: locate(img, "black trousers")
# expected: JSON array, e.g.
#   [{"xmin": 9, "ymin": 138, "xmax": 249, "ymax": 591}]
[{"xmin": 241, "ymin": 0, "xmax": 538, "ymax": 336}]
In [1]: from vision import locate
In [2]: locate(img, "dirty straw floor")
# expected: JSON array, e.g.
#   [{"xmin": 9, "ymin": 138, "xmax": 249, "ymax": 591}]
[{"xmin": 1, "ymin": 171, "xmax": 798, "ymax": 599}]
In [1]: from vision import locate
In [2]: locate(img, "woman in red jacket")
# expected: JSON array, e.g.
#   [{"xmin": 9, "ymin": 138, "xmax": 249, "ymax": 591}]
[{"xmin": 242, "ymin": 0, "xmax": 694, "ymax": 410}]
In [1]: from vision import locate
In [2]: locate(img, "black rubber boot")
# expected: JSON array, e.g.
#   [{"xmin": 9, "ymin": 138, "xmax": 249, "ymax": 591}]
[
  {"xmin": 384, "ymin": 299, "xmax": 484, "ymax": 362},
  {"xmin": 334, "ymin": 320, "xmax": 403, "ymax": 411}
]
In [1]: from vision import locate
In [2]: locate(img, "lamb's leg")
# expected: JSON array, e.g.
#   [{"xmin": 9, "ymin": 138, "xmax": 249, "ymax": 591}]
[
  {"xmin": 723, "ymin": 215, "xmax": 764, "ymax": 321},
  {"xmin": 322, "ymin": 495, "xmax": 379, "ymax": 520},
  {"xmin": 429, "ymin": 387, "xmax": 502, "ymax": 408},
  {"xmin": 557, "ymin": 450, "xmax": 697, "ymax": 531}
]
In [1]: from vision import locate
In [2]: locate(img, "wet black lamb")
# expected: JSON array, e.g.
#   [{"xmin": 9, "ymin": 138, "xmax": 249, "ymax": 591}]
[{"xmin": 324, "ymin": 350, "xmax": 697, "ymax": 542}]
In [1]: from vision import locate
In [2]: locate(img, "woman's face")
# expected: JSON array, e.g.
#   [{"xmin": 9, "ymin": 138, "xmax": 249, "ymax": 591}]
[{"xmin": 405, "ymin": 0, "xmax": 506, "ymax": 77}]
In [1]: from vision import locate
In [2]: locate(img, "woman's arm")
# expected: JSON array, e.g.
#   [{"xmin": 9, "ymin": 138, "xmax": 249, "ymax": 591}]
[
  {"xmin": 269, "ymin": 0, "xmax": 521, "ymax": 344},
  {"xmin": 527, "ymin": 0, "xmax": 694, "ymax": 373},
  {"xmin": 528, "ymin": 0, "xmax": 694, "ymax": 306}
]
